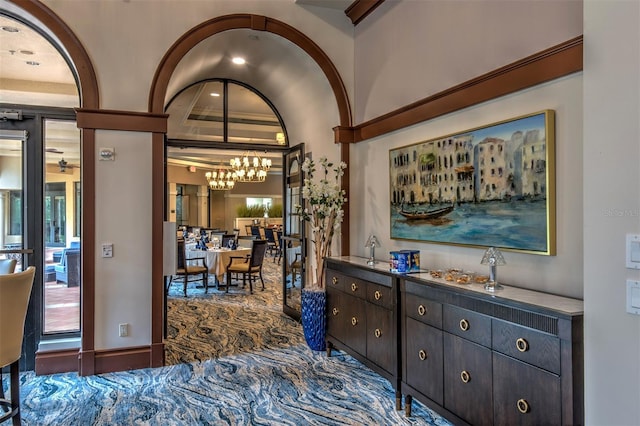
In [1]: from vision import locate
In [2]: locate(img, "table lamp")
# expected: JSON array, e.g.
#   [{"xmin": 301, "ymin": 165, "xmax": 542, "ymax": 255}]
[
  {"xmin": 365, "ymin": 235, "xmax": 381, "ymax": 265},
  {"xmin": 480, "ymin": 247, "xmax": 506, "ymax": 291}
]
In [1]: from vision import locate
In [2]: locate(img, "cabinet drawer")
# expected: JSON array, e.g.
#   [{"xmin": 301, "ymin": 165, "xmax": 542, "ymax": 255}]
[
  {"xmin": 367, "ymin": 282, "xmax": 393, "ymax": 309},
  {"xmin": 366, "ymin": 304, "xmax": 395, "ymax": 373},
  {"xmin": 444, "ymin": 333, "xmax": 493, "ymax": 426},
  {"xmin": 405, "ymin": 318, "xmax": 443, "ymax": 405},
  {"xmin": 326, "ymin": 270, "xmax": 367, "ymax": 299},
  {"xmin": 405, "ymin": 295, "xmax": 442, "ymax": 328},
  {"xmin": 492, "ymin": 320, "xmax": 560, "ymax": 374},
  {"xmin": 443, "ymin": 305, "xmax": 491, "ymax": 347},
  {"xmin": 342, "ymin": 294, "xmax": 367, "ymax": 355},
  {"xmin": 327, "ymin": 287, "xmax": 346, "ymax": 343},
  {"xmin": 326, "ymin": 269, "xmax": 345, "ymax": 292},
  {"xmin": 493, "ymin": 352, "xmax": 561, "ymax": 426}
]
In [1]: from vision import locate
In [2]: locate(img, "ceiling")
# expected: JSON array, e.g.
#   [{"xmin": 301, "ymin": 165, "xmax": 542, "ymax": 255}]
[{"xmin": 0, "ymin": 2, "xmax": 352, "ymax": 172}]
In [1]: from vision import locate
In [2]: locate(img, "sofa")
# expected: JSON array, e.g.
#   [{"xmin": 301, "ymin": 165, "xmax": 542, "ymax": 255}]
[
  {"xmin": 55, "ymin": 247, "xmax": 80, "ymax": 287},
  {"xmin": 52, "ymin": 241, "xmax": 80, "ymax": 263}
]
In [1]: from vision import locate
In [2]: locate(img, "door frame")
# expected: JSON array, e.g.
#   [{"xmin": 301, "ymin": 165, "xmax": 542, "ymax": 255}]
[
  {"xmin": 0, "ymin": 105, "xmax": 79, "ymax": 371},
  {"xmin": 281, "ymin": 143, "xmax": 306, "ymax": 321}
]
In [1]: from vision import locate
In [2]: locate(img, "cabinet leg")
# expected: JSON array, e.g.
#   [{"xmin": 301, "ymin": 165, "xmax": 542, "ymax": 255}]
[
  {"xmin": 395, "ymin": 390, "xmax": 402, "ymax": 411},
  {"xmin": 404, "ymin": 395, "xmax": 412, "ymax": 417},
  {"xmin": 326, "ymin": 341, "xmax": 333, "ymax": 357}
]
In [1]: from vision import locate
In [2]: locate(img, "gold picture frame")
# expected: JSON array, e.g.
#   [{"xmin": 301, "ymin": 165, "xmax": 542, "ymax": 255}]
[{"xmin": 389, "ymin": 110, "xmax": 556, "ymax": 255}]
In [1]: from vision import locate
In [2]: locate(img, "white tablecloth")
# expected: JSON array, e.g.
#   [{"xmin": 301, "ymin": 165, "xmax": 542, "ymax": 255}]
[{"xmin": 187, "ymin": 247, "xmax": 251, "ymax": 282}]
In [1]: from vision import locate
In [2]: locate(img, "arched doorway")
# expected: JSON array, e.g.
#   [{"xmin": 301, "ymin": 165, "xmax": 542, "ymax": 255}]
[
  {"xmin": 0, "ymin": 0, "xmax": 98, "ymax": 374},
  {"xmin": 148, "ymin": 14, "xmax": 352, "ymax": 363}
]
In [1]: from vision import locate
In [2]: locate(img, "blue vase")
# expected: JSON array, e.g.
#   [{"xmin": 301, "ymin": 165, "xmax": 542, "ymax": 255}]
[{"xmin": 301, "ymin": 289, "xmax": 327, "ymax": 351}]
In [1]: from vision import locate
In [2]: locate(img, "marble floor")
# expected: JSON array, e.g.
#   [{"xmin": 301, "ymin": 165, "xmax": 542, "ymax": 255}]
[{"xmin": 4, "ymin": 253, "xmax": 453, "ymax": 425}]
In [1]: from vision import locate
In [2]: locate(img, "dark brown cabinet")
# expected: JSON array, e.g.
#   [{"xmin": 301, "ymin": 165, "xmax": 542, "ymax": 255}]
[
  {"xmin": 324, "ymin": 257, "xmax": 583, "ymax": 425},
  {"xmin": 402, "ymin": 278, "xmax": 583, "ymax": 426},
  {"xmin": 325, "ymin": 259, "xmax": 401, "ymax": 409}
]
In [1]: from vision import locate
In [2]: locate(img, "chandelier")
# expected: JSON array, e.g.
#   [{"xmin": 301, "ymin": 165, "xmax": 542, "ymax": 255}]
[
  {"xmin": 205, "ymin": 169, "xmax": 237, "ymax": 190},
  {"xmin": 229, "ymin": 151, "xmax": 272, "ymax": 182}
]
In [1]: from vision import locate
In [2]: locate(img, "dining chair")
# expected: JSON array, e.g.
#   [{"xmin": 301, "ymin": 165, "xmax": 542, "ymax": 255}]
[
  {"xmin": 271, "ymin": 231, "xmax": 283, "ymax": 264},
  {"xmin": 225, "ymin": 239, "xmax": 268, "ymax": 294},
  {"xmin": 169, "ymin": 239, "xmax": 208, "ymax": 296},
  {"xmin": 263, "ymin": 228, "xmax": 277, "ymax": 257},
  {"xmin": 0, "ymin": 266, "xmax": 36, "ymax": 426},
  {"xmin": 0, "ymin": 259, "xmax": 17, "ymax": 274}
]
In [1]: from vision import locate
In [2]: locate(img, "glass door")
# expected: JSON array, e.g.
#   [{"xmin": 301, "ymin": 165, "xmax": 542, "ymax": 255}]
[
  {"xmin": 0, "ymin": 123, "xmax": 40, "ymax": 371},
  {"xmin": 282, "ymin": 143, "xmax": 305, "ymax": 320},
  {"xmin": 0, "ymin": 111, "xmax": 80, "ymax": 371}
]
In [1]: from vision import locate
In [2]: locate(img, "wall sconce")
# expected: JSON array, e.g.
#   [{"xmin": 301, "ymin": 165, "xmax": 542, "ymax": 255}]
[
  {"xmin": 276, "ymin": 132, "xmax": 285, "ymax": 145},
  {"xmin": 480, "ymin": 247, "xmax": 506, "ymax": 291},
  {"xmin": 365, "ymin": 235, "xmax": 380, "ymax": 265}
]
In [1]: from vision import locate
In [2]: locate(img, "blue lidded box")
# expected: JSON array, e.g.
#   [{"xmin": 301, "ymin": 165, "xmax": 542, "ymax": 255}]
[
  {"xmin": 390, "ymin": 251, "xmax": 410, "ymax": 273},
  {"xmin": 401, "ymin": 250, "xmax": 420, "ymax": 272}
]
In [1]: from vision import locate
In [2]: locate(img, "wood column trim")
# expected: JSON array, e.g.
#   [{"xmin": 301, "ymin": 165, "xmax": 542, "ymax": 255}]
[
  {"xmin": 150, "ymin": 132, "xmax": 165, "ymax": 365},
  {"xmin": 337, "ymin": 36, "xmax": 583, "ymax": 144},
  {"xmin": 79, "ymin": 127, "xmax": 95, "ymax": 376}
]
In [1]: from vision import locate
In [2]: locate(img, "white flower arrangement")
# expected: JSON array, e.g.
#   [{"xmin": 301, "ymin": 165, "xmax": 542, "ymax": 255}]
[{"xmin": 296, "ymin": 156, "xmax": 347, "ymax": 290}]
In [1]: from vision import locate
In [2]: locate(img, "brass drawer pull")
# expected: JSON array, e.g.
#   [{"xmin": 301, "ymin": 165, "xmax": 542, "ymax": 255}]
[
  {"xmin": 374, "ymin": 290, "xmax": 382, "ymax": 300},
  {"xmin": 417, "ymin": 304, "xmax": 426, "ymax": 316},
  {"xmin": 351, "ymin": 317, "xmax": 358, "ymax": 326},
  {"xmin": 332, "ymin": 307, "xmax": 339, "ymax": 316},
  {"xmin": 332, "ymin": 276, "xmax": 338, "ymax": 285},
  {"xmin": 517, "ymin": 398, "xmax": 530, "ymax": 414},
  {"xmin": 351, "ymin": 282, "xmax": 358, "ymax": 292},
  {"xmin": 460, "ymin": 370, "xmax": 470, "ymax": 383},
  {"xmin": 459, "ymin": 319, "xmax": 470, "ymax": 331},
  {"xmin": 516, "ymin": 337, "xmax": 529, "ymax": 352},
  {"xmin": 418, "ymin": 349, "xmax": 427, "ymax": 361},
  {"xmin": 374, "ymin": 328, "xmax": 382, "ymax": 338}
]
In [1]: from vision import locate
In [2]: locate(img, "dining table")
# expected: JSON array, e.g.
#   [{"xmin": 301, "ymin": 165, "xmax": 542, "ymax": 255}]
[{"xmin": 186, "ymin": 246, "xmax": 251, "ymax": 286}]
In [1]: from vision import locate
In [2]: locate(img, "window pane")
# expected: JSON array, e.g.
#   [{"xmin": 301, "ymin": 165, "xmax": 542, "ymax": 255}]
[{"xmin": 44, "ymin": 118, "xmax": 80, "ymax": 334}]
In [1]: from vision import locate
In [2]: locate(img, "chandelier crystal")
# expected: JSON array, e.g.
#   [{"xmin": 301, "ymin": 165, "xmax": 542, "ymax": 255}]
[
  {"xmin": 205, "ymin": 169, "xmax": 237, "ymax": 191},
  {"xmin": 229, "ymin": 151, "xmax": 272, "ymax": 182}
]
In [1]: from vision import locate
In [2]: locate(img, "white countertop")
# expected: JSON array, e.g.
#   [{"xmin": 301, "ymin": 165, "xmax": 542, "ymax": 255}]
[{"xmin": 327, "ymin": 256, "xmax": 583, "ymax": 316}]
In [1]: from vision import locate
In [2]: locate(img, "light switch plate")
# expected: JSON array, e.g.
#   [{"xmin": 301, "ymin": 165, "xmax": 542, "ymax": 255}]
[
  {"xmin": 626, "ymin": 280, "xmax": 640, "ymax": 315},
  {"xmin": 102, "ymin": 243, "xmax": 113, "ymax": 258},
  {"xmin": 626, "ymin": 234, "xmax": 640, "ymax": 269}
]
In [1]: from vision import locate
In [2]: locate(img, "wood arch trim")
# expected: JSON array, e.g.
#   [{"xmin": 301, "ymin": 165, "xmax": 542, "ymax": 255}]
[
  {"xmin": 10, "ymin": 0, "xmax": 99, "ymax": 109},
  {"xmin": 148, "ymin": 13, "xmax": 352, "ymax": 128},
  {"xmin": 10, "ymin": 0, "xmax": 100, "ymax": 376},
  {"xmin": 345, "ymin": 35, "xmax": 583, "ymax": 143}
]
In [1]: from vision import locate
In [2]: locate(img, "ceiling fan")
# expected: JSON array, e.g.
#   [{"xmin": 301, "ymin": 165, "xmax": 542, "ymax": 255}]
[{"xmin": 58, "ymin": 158, "xmax": 78, "ymax": 172}]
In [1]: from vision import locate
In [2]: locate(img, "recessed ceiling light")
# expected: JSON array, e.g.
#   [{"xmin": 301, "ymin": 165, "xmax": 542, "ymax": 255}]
[
  {"xmin": 210, "ymin": 92, "xmax": 220, "ymax": 97},
  {"xmin": 26, "ymin": 61, "xmax": 40, "ymax": 66},
  {"xmin": 232, "ymin": 57, "xmax": 246, "ymax": 65},
  {"xmin": 1, "ymin": 26, "xmax": 20, "ymax": 33}
]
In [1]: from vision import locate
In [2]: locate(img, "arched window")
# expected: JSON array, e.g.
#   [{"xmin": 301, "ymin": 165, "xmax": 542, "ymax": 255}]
[{"xmin": 166, "ymin": 79, "xmax": 287, "ymax": 146}]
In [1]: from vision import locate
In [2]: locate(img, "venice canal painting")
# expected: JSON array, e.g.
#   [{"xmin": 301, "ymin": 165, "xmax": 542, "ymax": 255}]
[{"xmin": 389, "ymin": 110, "xmax": 555, "ymax": 255}]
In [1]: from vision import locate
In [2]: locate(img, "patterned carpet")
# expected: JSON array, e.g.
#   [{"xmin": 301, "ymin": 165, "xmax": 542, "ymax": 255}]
[{"xmin": 5, "ymin": 257, "xmax": 452, "ymax": 425}]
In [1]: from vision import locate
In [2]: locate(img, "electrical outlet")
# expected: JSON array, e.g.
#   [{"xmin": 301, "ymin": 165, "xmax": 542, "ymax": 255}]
[{"xmin": 118, "ymin": 323, "xmax": 128, "ymax": 337}]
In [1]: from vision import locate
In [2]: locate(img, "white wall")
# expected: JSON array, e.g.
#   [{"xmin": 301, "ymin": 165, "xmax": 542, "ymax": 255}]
[
  {"xmin": 583, "ymin": 1, "xmax": 640, "ymax": 424},
  {"xmin": 350, "ymin": 74, "xmax": 584, "ymax": 299},
  {"xmin": 94, "ymin": 130, "xmax": 152, "ymax": 349},
  {"xmin": 40, "ymin": 0, "xmax": 351, "ymax": 352},
  {"xmin": 354, "ymin": 0, "xmax": 583, "ymax": 122}
]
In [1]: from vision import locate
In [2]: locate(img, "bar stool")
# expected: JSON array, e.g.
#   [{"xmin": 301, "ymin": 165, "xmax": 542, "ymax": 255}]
[{"xmin": 0, "ymin": 266, "xmax": 36, "ymax": 425}]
